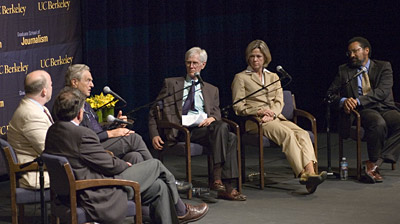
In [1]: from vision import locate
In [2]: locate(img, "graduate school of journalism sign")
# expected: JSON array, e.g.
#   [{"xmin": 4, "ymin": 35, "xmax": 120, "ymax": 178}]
[{"xmin": 0, "ymin": 0, "xmax": 82, "ymax": 136}]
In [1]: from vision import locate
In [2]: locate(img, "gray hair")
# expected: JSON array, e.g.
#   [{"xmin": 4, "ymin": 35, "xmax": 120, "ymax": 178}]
[
  {"xmin": 185, "ymin": 47, "xmax": 208, "ymax": 63},
  {"xmin": 65, "ymin": 64, "xmax": 90, "ymax": 86}
]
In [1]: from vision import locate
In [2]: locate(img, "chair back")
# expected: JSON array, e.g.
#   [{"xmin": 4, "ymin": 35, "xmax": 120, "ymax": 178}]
[
  {"xmin": 41, "ymin": 153, "xmax": 73, "ymax": 197},
  {"xmin": 281, "ymin": 90, "xmax": 294, "ymax": 120},
  {"xmin": 0, "ymin": 138, "xmax": 15, "ymax": 175}
]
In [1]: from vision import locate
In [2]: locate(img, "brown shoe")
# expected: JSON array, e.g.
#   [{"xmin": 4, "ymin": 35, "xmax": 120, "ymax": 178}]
[
  {"xmin": 364, "ymin": 161, "xmax": 383, "ymax": 183},
  {"xmin": 217, "ymin": 189, "xmax": 247, "ymax": 201},
  {"xmin": 178, "ymin": 203, "xmax": 209, "ymax": 224}
]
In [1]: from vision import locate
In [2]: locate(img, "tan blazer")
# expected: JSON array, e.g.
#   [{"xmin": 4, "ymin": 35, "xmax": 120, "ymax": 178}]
[
  {"xmin": 231, "ymin": 67, "xmax": 285, "ymax": 132},
  {"xmin": 8, "ymin": 97, "xmax": 51, "ymax": 189}
]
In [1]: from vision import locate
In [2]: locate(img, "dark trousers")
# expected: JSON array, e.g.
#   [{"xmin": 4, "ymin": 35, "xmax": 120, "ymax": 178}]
[
  {"xmin": 181, "ymin": 120, "xmax": 238, "ymax": 180},
  {"xmin": 119, "ymin": 159, "xmax": 181, "ymax": 224},
  {"xmin": 101, "ymin": 133, "xmax": 153, "ymax": 164},
  {"xmin": 360, "ymin": 109, "xmax": 400, "ymax": 162}
]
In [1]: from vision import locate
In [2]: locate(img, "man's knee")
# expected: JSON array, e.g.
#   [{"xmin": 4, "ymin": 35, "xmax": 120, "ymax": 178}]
[{"xmin": 123, "ymin": 152, "xmax": 144, "ymax": 164}]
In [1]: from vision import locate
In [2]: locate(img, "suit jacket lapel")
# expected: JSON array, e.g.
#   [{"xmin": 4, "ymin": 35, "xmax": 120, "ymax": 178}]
[
  {"xmin": 174, "ymin": 78, "xmax": 184, "ymax": 117},
  {"xmin": 251, "ymin": 72, "xmax": 264, "ymax": 87},
  {"xmin": 368, "ymin": 60, "xmax": 377, "ymax": 88},
  {"xmin": 347, "ymin": 67, "xmax": 360, "ymax": 97}
]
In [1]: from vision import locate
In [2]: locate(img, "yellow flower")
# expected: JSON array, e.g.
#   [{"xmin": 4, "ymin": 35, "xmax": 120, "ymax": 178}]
[{"xmin": 86, "ymin": 93, "xmax": 119, "ymax": 109}]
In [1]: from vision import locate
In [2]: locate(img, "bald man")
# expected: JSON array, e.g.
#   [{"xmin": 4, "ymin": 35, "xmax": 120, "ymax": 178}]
[{"xmin": 8, "ymin": 70, "xmax": 53, "ymax": 189}]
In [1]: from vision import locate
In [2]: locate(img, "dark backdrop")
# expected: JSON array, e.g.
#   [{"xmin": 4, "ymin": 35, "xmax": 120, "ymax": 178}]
[{"xmin": 81, "ymin": 1, "xmax": 400, "ymax": 143}]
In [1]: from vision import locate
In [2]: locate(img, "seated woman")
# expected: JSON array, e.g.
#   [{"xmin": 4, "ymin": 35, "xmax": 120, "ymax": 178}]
[{"xmin": 231, "ymin": 39, "xmax": 326, "ymax": 194}]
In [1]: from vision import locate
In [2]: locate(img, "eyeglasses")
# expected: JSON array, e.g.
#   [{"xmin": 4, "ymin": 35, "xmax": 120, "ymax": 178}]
[
  {"xmin": 346, "ymin": 47, "xmax": 362, "ymax": 57},
  {"xmin": 185, "ymin": 61, "xmax": 201, "ymax": 67}
]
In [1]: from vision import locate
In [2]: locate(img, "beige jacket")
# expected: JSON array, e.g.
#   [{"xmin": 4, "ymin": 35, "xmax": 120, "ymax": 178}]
[
  {"xmin": 231, "ymin": 67, "xmax": 285, "ymax": 132},
  {"xmin": 8, "ymin": 97, "xmax": 51, "ymax": 189}
]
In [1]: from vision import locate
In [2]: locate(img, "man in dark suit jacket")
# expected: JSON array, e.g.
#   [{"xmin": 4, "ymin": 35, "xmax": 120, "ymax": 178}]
[
  {"xmin": 149, "ymin": 47, "xmax": 246, "ymax": 201},
  {"xmin": 64, "ymin": 64, "xmax": 153, "ymax": 164},
  {"xmin": 45, "ymin": 88, "xmax": 208, "ymax": 223},
  {"xmin": 327, "ymin": 36, "xmax": 400, "ymax": 183}
]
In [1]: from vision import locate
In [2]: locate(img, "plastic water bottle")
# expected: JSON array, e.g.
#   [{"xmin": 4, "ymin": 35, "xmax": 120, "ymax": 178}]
[
  {"xmin": 192, "ymin": 187, "xmax": 210, "ymax": 197},
  {"xmin": 340, "ymin": 157, "xmax": 348, "ymax": 180}
]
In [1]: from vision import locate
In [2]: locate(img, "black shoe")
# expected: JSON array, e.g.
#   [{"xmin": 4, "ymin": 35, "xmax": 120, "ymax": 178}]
[
  {"xmin": 176, "ymin": 180, "xmax": 192, "ymax": 193},
  {"xmin": 299, "ymin": 171, "xmax": 327, "ymax": 194}
]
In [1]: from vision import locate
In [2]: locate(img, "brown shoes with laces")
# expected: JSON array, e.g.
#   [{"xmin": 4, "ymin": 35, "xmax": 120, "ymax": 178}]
[{"xmin": 178, "ymin": 203, "xmax": 209, "ymax": 224}]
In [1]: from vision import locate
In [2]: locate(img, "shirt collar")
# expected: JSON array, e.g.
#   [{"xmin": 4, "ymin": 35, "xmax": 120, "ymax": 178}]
[
  {"xmin": 245, "ymin": 65, "xmax": 270, "ymax": 74},
  {"xmin": 70, "ymin": 120, "xmax": 79, "ymax": 126},
  {"xmin": 364, "ymin": 59, "xmax": 371, "ymax": 72},
  {"xmin": 27, "ymin": 97, "xmax": 44, "ymax": 111}
]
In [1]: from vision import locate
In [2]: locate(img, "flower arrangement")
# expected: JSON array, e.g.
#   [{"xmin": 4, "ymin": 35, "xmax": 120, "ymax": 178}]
[{"xmin": 86, "ymin": 93, "xmax": 119, "ymax": 122}]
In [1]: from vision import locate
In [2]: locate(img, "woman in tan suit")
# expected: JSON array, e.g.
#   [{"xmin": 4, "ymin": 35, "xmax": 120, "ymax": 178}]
[{"xmin": 231, "ymin": 40, "xmax": 326, "ymax": 193}]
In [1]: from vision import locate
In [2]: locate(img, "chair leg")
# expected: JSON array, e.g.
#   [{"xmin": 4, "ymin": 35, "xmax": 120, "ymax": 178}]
[
  {"xmin": 392, "ymin": 162, "xmax": 396, "ymax": 170},
  {"xmin": 259, "ymin": 141, "xmax": 264, "ymax": 190},
  {"xmin": 18, "ymin": 204, "xmax": 24, "ymax": 224}
]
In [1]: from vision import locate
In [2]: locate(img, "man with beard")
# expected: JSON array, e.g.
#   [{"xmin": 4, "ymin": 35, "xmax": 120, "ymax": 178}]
[{"xmin": 327, "ymin": 36, "xmax": 400, "ymax": 183}]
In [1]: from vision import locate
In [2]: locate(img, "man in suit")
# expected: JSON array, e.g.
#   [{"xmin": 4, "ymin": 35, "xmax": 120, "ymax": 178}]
[
  {"xmin": 64, "ymin": 64, "xmax": 153, "ymax": 164},
  {"xmin": 45, "ymin": 88, "xmax": 208, "ymax": 224},
  {"xmin": 8, "ymin": 70, "xmax": 53, "ymax": 189},
  {"xmin": 327, "ymin": 36, "xmax": 400, "ymax": 183},
  {"xmin": 149, "ymin": 47, "xmax": 246, "ymax": 201}
]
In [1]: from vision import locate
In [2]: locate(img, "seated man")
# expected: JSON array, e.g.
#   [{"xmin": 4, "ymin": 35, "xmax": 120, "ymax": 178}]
[
  {"xmin": 8, "ymin": 70, "xmax": 53, "ymax": 189},
  {"xmin": 44, "ymin": 88, "xmax": 208, "ymax": 224},
  {"xmin": 149, "ymin": 47, "xmax": 246, "ymax": 201},
  {"xmin": 327, "ymin": 36, "xmax": 400, "ymax": 183},
  {"xmin": 64, "ymin": 64, "xmax": 152, "ymax": 164}
]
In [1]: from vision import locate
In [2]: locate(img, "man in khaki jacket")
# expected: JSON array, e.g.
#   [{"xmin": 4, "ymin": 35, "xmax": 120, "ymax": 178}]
[{"xmin": 8, "ymin": 70, "xmax": 53, "ymax": 189}]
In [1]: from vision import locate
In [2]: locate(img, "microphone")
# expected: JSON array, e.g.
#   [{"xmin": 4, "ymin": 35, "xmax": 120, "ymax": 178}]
[
  {"xmin": 107, "ymin": 115, "xmax": 133, "ymax": 125},
  {"xmin": 351, "ymin": 66, "xmax": 368, "ymax": 79},
  {"xmin": 103, "ymin": 86, "xmax": 127, "ymax": 104},
  {"xmin": 276, "ymin": 65, "xmax": 292, "ymax": 80},
  {"xmin": 195, "ymin": 72, "xmax": 204, "ymax": 85}
]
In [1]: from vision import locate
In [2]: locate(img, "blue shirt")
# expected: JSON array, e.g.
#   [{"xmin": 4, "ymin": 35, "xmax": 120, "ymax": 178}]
[
  {"xmin": 340, "ymin": 59, "xmax": 370, "ymax": 107},
  {"xmin": 182, "ymin": 75, "xmax": 205, "ymax": 115}
]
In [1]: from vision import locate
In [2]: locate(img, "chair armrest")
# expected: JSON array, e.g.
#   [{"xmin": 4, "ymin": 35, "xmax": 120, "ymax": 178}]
[
  {"xmin": 75, "ymin": 179, "xmax": 140, "ymax": 192},
  {"xmin": 222, "ymin": 118, "xmax": 240, "ymax": 136},
  {"xmin": 105, "ymin": 150, "xmax": 114, "ymax": 157},
  {"xmin": 75, "ymin": 179, "xmax": 142, "ymax": 223},
  {"xmin": 3, "ymin": 146, "xmax": 43, "ymax": 173},
  {"xmin": 293, "ymin": 109, "xmax": 317, "ymax": 132}
]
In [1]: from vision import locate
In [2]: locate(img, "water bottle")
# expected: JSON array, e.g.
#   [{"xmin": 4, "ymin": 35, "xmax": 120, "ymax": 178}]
[
  {"xmin": 340, "ymin": 157, "xmax": 348, "ymax": 180},
  {"xmin": 192, "ymin": 187, "xmax": 210, "ymax": 197}
]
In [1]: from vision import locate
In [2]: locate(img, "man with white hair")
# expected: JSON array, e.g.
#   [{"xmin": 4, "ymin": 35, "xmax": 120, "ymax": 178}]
[{"xmin": 149, "ymin": 47, "xmax": 246, "ymax": 201}]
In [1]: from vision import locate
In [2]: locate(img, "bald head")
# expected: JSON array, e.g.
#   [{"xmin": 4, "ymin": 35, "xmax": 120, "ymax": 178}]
[{"xmin": 24, "ymin": 70, "xmax": 53, "ymax": 104}]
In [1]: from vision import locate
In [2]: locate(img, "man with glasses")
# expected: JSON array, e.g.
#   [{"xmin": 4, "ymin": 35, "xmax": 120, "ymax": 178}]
[
  {"xmin": 149, "ymin": 47, "xmax": 246, "ymax": 201},
  {"xmin": 327, "ymin": 36, "xmax": 400, "ymax": 183}
]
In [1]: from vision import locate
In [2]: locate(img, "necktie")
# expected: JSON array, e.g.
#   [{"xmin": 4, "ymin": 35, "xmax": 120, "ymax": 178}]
[
  {"xmin": 182, "ymin": 81, "xmax": 197, "ymax": 115},
  {"xmin": 84, "ymin": 102, "xmax": 103, "ymax": 133},
  {"xmin": 43, "ymin": 108, "xmax": 54, "ymax": 124},
  {"xmin": 361, "ymin": 68, "xmax": 371, "ymax": 95}
]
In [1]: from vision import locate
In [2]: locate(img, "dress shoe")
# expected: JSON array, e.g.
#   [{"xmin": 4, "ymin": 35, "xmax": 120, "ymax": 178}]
[
  {"xmin": 178, "ymin": 203, "xmax": 209, "ymax": 224},
  {"xmin": 217, "ymin": 189, "xmax": 247, "ymax": 201},
  {"xmin": 299, "ymin": 171, "xmax": 327, "ymax": 194},
  {"xmin": 364, "ymin": 161, "xmax": 383, "ymax": 183},
  {"xmin": 175, "ymin": 180, "xmax": 192, "ymax": 193}
]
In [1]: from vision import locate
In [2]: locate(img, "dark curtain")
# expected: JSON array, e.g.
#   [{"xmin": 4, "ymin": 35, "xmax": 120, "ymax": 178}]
[{"xmin": 81, "ymin": 0, "xmax": 400, "ymax": 142}]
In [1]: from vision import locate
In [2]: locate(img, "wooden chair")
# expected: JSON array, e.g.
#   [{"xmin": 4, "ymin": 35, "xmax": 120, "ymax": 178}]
[
  {"xmin": 41, "ymin": 153, "xmax": 142, "ymax": 224},
  {"xmin": 240, "ymin": 90, "xmax": 318, "ymax": 189},
  {"xmin": 1, "ymin": 139, "xmax": 51, "ymax": 224},
  {"xmin": 154, "ymin": 103, "xmax": 242, "ymax": 199},
  {"xmin": 338, "ymin": 104, "xmax": 398, "ymax": 180}
]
